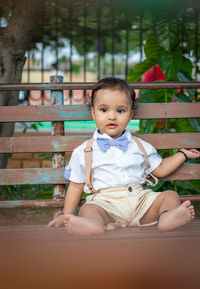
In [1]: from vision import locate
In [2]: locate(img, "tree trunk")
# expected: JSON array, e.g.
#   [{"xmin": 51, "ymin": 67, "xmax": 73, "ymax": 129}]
[{"xmin": 0, "ymin": 0, "xmax": 46, "ymax": 195}]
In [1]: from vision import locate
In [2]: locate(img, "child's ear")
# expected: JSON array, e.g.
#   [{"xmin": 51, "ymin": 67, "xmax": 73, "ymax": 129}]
[
  {"xmin": 130, "ymin": 110, "xmax": 134, "ymax": 120},
  {"xmin": 91, "ymin": 106, "xmax": 95, "ymax": 120}
]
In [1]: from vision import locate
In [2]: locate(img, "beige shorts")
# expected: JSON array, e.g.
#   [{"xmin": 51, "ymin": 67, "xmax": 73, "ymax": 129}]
[{"xmin": 85, "ymin": 184, "xmax": 162, "ymax": 230}]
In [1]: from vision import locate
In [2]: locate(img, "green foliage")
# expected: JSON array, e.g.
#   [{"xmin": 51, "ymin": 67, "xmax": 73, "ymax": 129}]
[
  {"xmin": 128, "ymin": 59, "xmax": 155, "ymax": 82},
  {"xmin": 72, "ymin": 63, "xmax": 81, "ymax": 73},
  {"xmin": 138, "ymin": 88, "xmax": 176, "ymax": 103},
  {"xmin": 134, "ymin": 92, "xmax": 200, "ymax": 195},
  {"xmin": 157, "ymin": 47, "xmax": 181, "ymax": 80},
  {"xmin": 153, "ymin": 180, "xmax": 200, "ymax": 196},
  {"xmin": 144, "ymin": 35, "xmax": 160, "ymax": 60},
  {"xmin": 128, "ymin": 9, "xmax": 200, "ymax": 194},
  {"xmin": 155, "ymin": 18, "xmax": 180, "ymax": 51},
  {"xmin": 1, "ymin": 185, "xmax": 53, "ymax": 201},
  {"xmin": 128, "ymin": 8, "xmax": 194, "ymax": 81},
  {"xmin": 20, "ymin": 122, "xmax": 43, "ymax": 133}
]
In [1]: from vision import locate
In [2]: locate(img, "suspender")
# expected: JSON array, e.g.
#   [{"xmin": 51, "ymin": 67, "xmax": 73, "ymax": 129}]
[
  {"xmin": 84, "ymin": 138, "xmax": 98, "ymax": 193},
  {"xmin": 84, "ymin": 136, "xmax": 158, "ymax": 193},
  {"xmin": 132, "ymin": 136, "xmax": 159, "ymax": 187}
]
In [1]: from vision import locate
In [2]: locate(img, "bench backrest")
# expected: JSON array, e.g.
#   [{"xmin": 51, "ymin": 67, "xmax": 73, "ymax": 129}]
[{"xmin": 0, "ymin": 78, "xmax": 200, "ymax": 209}]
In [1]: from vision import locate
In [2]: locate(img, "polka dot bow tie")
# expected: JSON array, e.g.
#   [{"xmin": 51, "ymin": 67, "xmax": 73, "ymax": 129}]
[{"xmin": 96, "ymin": 135, "xmax": 128, "ymax": 152}]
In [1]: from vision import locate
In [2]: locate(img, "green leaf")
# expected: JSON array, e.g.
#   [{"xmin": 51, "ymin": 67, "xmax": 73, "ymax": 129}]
[
  {"xmin": 178, "ymin": 70, "xmax": 193, "ymax": 82},
  {"xmin": 180, "ymin": 56, "xmax": 193, "ymax": 75},
  {"xmin": 173, "ymin": 181, "xmax": 198, "ymax": 195},
  {"xmin": 178, "ymin": 71, "xmax": 195, "ymax": 98},
  {"xmin": 155, "ymin": 18, "xmax": 179, "ymax": 51},
  {"xmin": 82, "ymin": 192, "xmax": 92, "ymax": 199},
  {"xmin": 144, "ymin": 35, "xmax": 160, "ymax": 60},
  {"xmin": 157, "ymin": 47, "xmax": 182, "ymax": 80},
  {"xmin": 33, "ymin": 193, "xmax": 52, "ymax": 200},
  {"xmin": 151, "ymin": 180, "xmax": 177, "ymax": 193},
  {"xmin": 188, "ymin": 180, "xmax": 200, "ymax": 193},
  {"xmin": 170, "ymin": 118, "xmax": 196, "ymax": 133},
  {"xmin": 30, "ymin": 123, "xmax": 38, "ymax": 131},
  {"xmin": 127, "ymin": 59, "xmax": 155, "ymax": 82},
  {"xmin": 139, "ymin": 88, "xmax": 175, "ymax": 103},
  {"xmin": 152, "ymin": 180, "xmax": 166, "ymax": 192},
  {"xmin": 175, "ymin": 92, "xmax": 192, "ymax": 103},
  {"xmin": 138, "ymin": 119, "xmax": 158, "ymax": 134},
  {"xmin": 189, "ymin": 119, "xmax": 200, "ymax": 131}
]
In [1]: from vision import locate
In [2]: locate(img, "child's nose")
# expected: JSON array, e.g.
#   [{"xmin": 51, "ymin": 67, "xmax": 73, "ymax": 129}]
[{"xmin": 108, "ymin": 111, "xmax": 116, "ymax": 120}]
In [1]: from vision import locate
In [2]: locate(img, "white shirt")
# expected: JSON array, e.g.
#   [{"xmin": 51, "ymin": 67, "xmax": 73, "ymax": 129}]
[
  {"xmin": 64, "ymin": 130, "xmax": 162, "ymax": 193},
  {"xmin": 50, "ymin": 70, "xmax": 66, "ymax": 81}
]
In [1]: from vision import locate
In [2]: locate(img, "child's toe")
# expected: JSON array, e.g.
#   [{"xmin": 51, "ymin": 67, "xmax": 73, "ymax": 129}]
[{"xmin": 182, "ymin": 200, "xmax": 191, "ymax": 208}]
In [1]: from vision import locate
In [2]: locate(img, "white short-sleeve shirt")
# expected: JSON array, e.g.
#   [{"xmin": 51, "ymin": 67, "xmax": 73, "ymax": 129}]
[{"xmin": 64, "ymin": 130, "xmax": 162, "ymax": 193}]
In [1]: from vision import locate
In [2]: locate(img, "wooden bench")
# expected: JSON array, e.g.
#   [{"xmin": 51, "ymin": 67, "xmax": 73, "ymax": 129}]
[{"xmin": 0, "ymin": 77, "xmax": 200, "ymax": 218}]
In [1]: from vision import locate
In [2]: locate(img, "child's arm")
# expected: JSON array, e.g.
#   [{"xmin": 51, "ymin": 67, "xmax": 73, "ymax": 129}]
[
  {"xmin": 152, "ymin": 149, "xmax": 200, "ymax": 178},
  {"xmin": 47, "ymin": 181, "xmax": 85, "ymax": 227}
]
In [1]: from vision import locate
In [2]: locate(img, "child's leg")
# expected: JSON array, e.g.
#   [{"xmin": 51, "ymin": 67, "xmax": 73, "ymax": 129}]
[
  {"xmin": 140, "ymin": 190, "xmax": 195, "ymax": 231},
  {"xmin": 64, "ymin": 204, "xmax": 114, "ymax": 235}
]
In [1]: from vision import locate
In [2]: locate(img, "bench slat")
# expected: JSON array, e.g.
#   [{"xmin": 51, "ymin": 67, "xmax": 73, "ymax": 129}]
[
  {"xmin": 0, "ymin": 165, "xmax": 199, "ymax": 185},
  {"xmin": 0, "ymin": 199, "xmax": 64, "ymax": 208},
  {"xmin": 139, "ymin": 133, "xmax": 200, "ymax": 149},
  {"xmin": 0, "ymin": 168, "xmax": 66, "ymax": 185},
  {"xmin": 0, "ymin": 194, "xmax": 200, "ymax": 209},
  {"xmin": 0, "ymin": 133, "xmax": 200, "ymax": 153},
  {"xmin": 136, "ymin": 103, "xmax": 200, "ymax": 119},
  {"xmin": 0, "ymin": 103, "xmax": 199, "ymax": 122},
  {"xmin": 161, "ymin": 164, "xmax": 200, "ymax": 180}
]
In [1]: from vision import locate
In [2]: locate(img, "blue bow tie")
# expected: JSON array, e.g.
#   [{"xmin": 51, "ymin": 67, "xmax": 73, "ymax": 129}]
[{"xmin": 96, "ymin": 135, "xmax": 128, "ymax": 152}]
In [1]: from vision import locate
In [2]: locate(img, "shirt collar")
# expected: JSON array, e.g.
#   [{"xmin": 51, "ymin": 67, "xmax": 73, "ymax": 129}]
[{"xmin": 93, "ymin": 129, "xmax": 132, "ymax": 143}]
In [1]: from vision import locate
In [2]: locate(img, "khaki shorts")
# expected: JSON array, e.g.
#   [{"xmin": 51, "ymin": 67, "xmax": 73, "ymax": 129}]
[{"xmin": 85, "ymin": 184, "xmax": 162, "ymax": 230}]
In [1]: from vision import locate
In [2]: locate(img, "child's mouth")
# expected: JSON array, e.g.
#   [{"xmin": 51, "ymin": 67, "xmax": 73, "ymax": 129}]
[{"xmin": 107, "ymin": 124, "xmax": 117, "ymax": 129}]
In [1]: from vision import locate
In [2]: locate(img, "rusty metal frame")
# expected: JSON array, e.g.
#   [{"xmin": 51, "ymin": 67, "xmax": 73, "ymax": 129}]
[{"xmin": 0, "ymin": 82, "xmax": 200, "ymax": 91}]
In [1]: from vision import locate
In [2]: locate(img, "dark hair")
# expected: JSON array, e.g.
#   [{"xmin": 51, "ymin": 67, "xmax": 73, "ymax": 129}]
[
  {"xmin": 91, "ymin": 77, "xmax": 136, "ymax": 110},
  {"xmin": 51, "ymin": 62, "xmax": 58, "ymax": 70}
]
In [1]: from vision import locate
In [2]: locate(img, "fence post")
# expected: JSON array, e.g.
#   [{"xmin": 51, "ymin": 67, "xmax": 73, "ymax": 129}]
[{"xmin": 50, "ymin": 75, "xmax": 66, "ymax": 217}]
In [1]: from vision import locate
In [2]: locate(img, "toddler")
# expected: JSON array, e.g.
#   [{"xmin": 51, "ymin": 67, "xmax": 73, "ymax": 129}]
[{"xmin": 48, "ymin": 77, "xmax": 199, "ymax": 234}]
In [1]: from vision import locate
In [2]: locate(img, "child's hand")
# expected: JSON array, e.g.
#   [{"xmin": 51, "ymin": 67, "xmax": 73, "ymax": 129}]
[
  {"xmin": 181, "ymin": 149, "xmax": 200, "ymax": 160},
  {"xmin": 47, "ymin": 213, "xmax": 65, "ymax": 228}
]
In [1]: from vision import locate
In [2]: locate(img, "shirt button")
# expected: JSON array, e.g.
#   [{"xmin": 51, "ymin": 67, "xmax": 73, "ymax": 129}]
[{"xmin": 128, "ymin": 186, "xmax": 132, "ymax": 192}]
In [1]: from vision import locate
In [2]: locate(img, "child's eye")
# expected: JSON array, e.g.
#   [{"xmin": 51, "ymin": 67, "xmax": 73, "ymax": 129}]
[
  {"xmin": 117, "ymin": 109, "xmax": 125, "ymax": 113},
  {"xmin": 100, "ymin": 108, "xmax": 107, "ymax": 112}
]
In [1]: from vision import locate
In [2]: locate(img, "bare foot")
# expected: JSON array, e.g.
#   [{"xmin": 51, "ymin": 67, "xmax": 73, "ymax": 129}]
[
  {"xmin": 64, "ymin": 214, "xmax": 104, "ymax": 235},
  {"xmin": 158, "ymin": 200, "xmax": 195, "ymax": 231}
]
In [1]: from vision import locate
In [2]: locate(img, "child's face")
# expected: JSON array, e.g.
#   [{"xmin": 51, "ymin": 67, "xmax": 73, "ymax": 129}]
[{"xmin": 91, "ymin": 88, "xmax": 134, "ymax": 139}]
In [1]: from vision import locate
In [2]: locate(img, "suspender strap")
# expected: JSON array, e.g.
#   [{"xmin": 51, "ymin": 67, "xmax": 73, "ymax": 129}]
[
  {"xmin": 132, "ymin": 136, "xmax": 158, "ymax": 186},
  {"xmin": 84, "ymin": 135, "xmax": 158, "ymax": 192},
  {"xmin": 132, "ymin": 136, "xmax": 149, "ymax": 169},
  {"xmin": 84, "ymin": 138, "xmax": 98, "ymax": 193}
]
